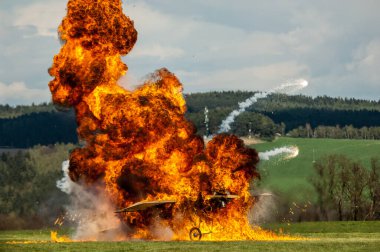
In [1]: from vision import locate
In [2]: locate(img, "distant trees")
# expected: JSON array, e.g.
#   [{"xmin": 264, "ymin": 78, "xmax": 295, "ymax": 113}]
[
  {"xmin": 311, "ymin": 154, "xmax": 380, "ymax": 221},
  {"xmin": 0, "ymin": 102, "xmax": 55, "ymax": 119},
  {"xmin": 2, "ymin": 92, "xmax": 380, "ymax": 146},
  {"xmin": 0, "ymin": 111, "xmax": 78, "ymax": 148},
  {"xmin": 0, "ymin": 144, "xmax": 74, "ymax": 229},
  {"xmin": 368, "ymin": 158, "xmax": 380, "ymax": 220},
  {"xmin": 262, "ymin": 108, "xmax": 380, "ymax": 131},
  {"xmin": 186, "ymin": 91, "xmax": 380, "ymax": 137},
  {"xmin": 187, "ymin": 92, "xmax": 380, "ymax": 138},
  {"xmin": 186, "ymin": 110, "xmax": 280, "ymax": 138},
  {"xmin": 185, "ymin": 91, "xmax": 256, "ymax": 114},
  {"xmin": 253, "ymin": 93, "xmax": 380, "ymax": 112},
  {"xmin": 230, "ymin": 112, "xmax": 278, "ymax": 138},
  {"xmin": 185, "ymin": 91, "xmax": 280, "ymax": 137},
  {"xmin": 288, "ymin": 124, "xmax": 380, "ymax": 140}
]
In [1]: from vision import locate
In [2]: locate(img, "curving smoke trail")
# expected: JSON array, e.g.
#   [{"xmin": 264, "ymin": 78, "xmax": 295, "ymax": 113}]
[
  {"xmin": 258, "ymin": 146, "xmax": 299, "ymax": 161},
  {"xmin": 218, "ymin": 79, "xmax": 308, "ymax": 133},
  {"xmin": 218, "ymin": 92, "xmax": 268, "ymax": 134},
  {"xmin": 271, "ymin": 79, "xmax": 308, "ymax": 94}
]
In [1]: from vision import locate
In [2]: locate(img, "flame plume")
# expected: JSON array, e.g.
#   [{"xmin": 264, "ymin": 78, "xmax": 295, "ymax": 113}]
[{"xmin": 49, "ymin": 0, "xmax": 291, "ymax": 241}]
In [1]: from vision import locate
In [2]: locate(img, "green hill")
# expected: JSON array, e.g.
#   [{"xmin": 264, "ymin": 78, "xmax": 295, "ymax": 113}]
[{"xmin": 252, "ymin": 137, "xmax": 380, "ymax": 202}]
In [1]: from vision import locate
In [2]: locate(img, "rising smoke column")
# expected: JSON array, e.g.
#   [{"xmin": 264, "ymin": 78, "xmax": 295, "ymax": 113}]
[{"xmin": 46, "ymin": 0, "xmax": 296, "ymax": 241}]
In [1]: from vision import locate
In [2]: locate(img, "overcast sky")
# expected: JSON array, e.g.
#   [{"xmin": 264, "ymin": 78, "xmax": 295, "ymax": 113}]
[{"xmin": 0, "ymin": 0, "xmax": 379, "ymax": 105}]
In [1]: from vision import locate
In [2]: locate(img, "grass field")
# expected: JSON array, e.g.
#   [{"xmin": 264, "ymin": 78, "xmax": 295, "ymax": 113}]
[
  {"xmin": 0, "ymin": 221, "xmax": 379, "ymax": 252},
  {"xmin": 252, "ymin": 137, "xmax": 380, "ymax": 202}
]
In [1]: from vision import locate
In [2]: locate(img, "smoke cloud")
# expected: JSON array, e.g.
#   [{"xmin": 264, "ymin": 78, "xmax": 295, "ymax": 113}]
[
  {"xmin": 250, "ymin": 191, "xmax": 277, "ymax": 225},
  {"xmin": 57, "ymin": 161, "xmax": 128, "ymax": 241}
]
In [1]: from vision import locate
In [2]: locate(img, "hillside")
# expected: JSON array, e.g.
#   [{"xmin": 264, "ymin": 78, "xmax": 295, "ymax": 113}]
[
  {"xmin": 252, "ymin": 137, "xmax": 380, "ymax": 202},
  {"xmin": 2, "ymin": 92, "xmax": 380, "ymax": 147},
  {"xmin": 0, "ymin": 111, "xmax": 77, "ymax": 148},
  {"xmin": 186, "ymin": 92, "xmax": 380, "ymax": 135},
  {"xmin": 0, "ymin": 103, "xmax": 55, "ymax": 119}
]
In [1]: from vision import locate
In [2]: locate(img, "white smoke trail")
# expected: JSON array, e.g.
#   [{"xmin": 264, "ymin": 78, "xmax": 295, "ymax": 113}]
[
  {"xmin": 56, "ymin": 160, "xmax": 74, "ymax": 194},
  {"xmin": 258, "ymin": 146, "xmax": 299, "ymax": 161},
  {"xmin": 218, "ymin": 79, "xmax": 308, "ymax": 133},
  {"xmin": 218, "ymin": 92, "xmax": 268, "ymax": 133},
  {"xmin": 271, "ymin": 79, "xmax": 308, "ymax": 94}
]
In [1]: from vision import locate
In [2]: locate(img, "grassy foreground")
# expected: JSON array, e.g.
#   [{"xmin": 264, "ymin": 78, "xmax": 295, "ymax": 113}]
[
  {"xmin": 253, "ymin": 137, "xmax": 380, "ymax": 202},
  {"xmin": 1, "ymin": 221, "xmax": 379, "ymax": 252}
]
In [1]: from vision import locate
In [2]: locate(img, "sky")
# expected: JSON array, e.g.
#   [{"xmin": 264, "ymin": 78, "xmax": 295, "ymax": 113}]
[{"xmin": 0, "ymin": 0, "xmax": 379, "ymax": 105}]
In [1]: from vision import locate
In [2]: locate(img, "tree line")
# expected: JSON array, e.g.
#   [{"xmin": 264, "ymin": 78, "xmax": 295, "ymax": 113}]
[
  {"xmin": 311, "ymin": 154, "xmax": 380, "ymax": 221},
  {"xmin": 186, "ymin": 92, "xmax": 380, "ymax": 114},
  {"xmin": 260, "ymin": 108, "xmax": 380, "ymax": 131},
  {"xmin": 259, "ymin": 154, "xmax": 380, "ymax": 223},
  {"xmin": 0, "ymin": 144, "xmax": 73, "ymax": 229},
  {"xmin": 0, "ymin": 111, "xmax": 77, "ymax": 148},
  {"xmin": 288, "ymin": 124, "xmax": 380, "ymax": 140},
  {"xmin": 253, "ymin": 93, "xmax": 380, "ymax": 112},
  {"xmin": 0, "ymin": 103, "xmax": 55, "ymax": 119},
  {"xmin": 2, "ymin": 92, "xmax": 380, "ymax": 147},
  {"xmin": 2, "ymin": 92, "xmax": 378, "ymax": 120},
  {"xmin": 186, "ymin": 110, "xmax": 279, "ymax": 139}
]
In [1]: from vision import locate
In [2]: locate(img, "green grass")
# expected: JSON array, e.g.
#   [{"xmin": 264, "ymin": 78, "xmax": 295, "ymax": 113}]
[
  {"xmin": 1, "ymin": 222, "xmax": 379, "ymax": 252},
  {"xmin": 252, "ymin": 137, "xmax": 380, "ymax": 202},
  {"xmin": 263, "ymin": 221, "xmax": 380, "ymax": 234}
]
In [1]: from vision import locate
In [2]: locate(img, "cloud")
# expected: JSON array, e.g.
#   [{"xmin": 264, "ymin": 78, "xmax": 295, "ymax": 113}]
[
  {"xmin": 1, "ymin": 0, "xmax": 380, "ymax": 105},
  {"xmin": 0, "ymin": 81, "xmax": 50, "ymax": 105},
  {"xmin": 122, "ymin": 1, "xmax": 338, "ymax": 95},
  {"xmin": 13, "ymin": 0, "xmax": 65, "ymax": 37},
  {"xmin": 305, "ymin": 37, "xmax": 380, "ymax": 99},
  {"xmin": 347, "ymin": 38, "xmax": 380, "ymax": 84},
  {"xmin": 186, "ymin": 61, "xmax": 310, "ymax": 92},
  {"xmin": 130, "ymin": 44, "xmax": 185, "ymax": 60}
]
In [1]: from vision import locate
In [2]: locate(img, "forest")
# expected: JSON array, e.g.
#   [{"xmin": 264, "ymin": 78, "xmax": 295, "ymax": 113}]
[
  {"xmin": 311, "ymin": 154, "xmax": 380, "ymax": 221},
  {"xmin": 1, "ymin": 91, "xmax": 380, "ymax": 148},
  {"xmin": 0, "ymin": 111, "xmax": 77, "ymax": 148},
  {"xmin": 0, "ymin": 144, "xmax": 74, "ymax": 229},
  {"xmin": 1, "ymin": 92, "xmax": 380, "ymax": 229}
]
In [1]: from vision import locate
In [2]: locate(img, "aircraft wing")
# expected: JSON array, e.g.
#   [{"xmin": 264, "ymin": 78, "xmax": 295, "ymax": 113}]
[
  {"xmin": 205, "ymin": 194, "xmax": 239, "ymax": 200},
  {"xmin": 115, "ymin": 200, "xmax": 176, "ymax": 213}
]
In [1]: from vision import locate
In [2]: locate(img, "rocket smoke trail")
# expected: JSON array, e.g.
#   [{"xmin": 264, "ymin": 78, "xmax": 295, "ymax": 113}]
[
  {"xmin": 218, "ymin": 79, "xmax": 308, "ymax": 133},
  {"xmin": 259, "ymin": 146, "xmax": 299, "ymax": 161}
]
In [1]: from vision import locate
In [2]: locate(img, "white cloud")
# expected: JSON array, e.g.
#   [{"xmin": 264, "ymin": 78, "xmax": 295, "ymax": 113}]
[
  {"xmin": 129, "ymin": 44, "xmax": 185, "ymax": 60},
  {"xmin": 347, "ymin": 38, "xmax": 380, "ymax": 84},
  {"xmin": 0, "ymin": 81, "xmax": 50, "ymax": 105},
  {"xmin": 13, "ymin": 1, "xmax": 65, "ymax": 37},
  {"xmin": 123, "ymin": 1, "xmax": 339, "ymax": 96},
  {"xmin": 1, "ymin": 0, "xmax": 380, "ymax": 105},
  {"xmin": 186, "ymin": 61, "xmax": 310, "ymax": 92}
]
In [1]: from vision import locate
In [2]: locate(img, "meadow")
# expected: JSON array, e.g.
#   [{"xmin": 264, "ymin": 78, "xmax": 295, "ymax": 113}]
[
  {"xmin": 1, "ymin": 137, "xmax": 380, "ymax": 251},
  {"xmin": 252, "ymin": 137, "xmax": 380, "ymax": 202},
  {"xmin": 0, "ymin": 221, "xmax": 379, "ymax": 252}
]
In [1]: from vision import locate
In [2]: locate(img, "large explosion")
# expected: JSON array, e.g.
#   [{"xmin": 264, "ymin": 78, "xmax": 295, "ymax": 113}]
[{"xmin": 48, "ymin": 0, "xmax": 287, "ymax": 241}]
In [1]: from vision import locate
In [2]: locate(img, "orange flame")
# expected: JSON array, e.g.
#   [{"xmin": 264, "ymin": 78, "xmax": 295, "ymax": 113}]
[
  {"xmin": 48, "ymin": 0, "xmax": 294, "ymax": 241},
  {"xmin": 51, "ymin": 231, "xmax": 72, "ymax": 243}
]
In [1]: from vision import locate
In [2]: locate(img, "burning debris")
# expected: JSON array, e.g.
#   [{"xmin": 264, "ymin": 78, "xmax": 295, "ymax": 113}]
[{"xmin": 48, "ymin": 0, "xmax": 295, "ymax": 241}]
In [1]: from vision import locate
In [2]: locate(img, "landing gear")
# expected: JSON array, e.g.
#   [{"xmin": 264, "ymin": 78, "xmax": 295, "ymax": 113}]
[{"xmin": 189, "ymin": 227, "xmax": 202, "ymax": 241}]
